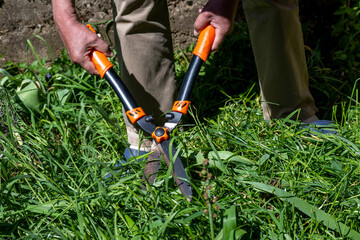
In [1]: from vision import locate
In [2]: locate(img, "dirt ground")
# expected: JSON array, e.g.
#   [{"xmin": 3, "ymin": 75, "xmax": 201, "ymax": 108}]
[{"xmin": 0, "ymin": 0, "xmax": 207, "ymax": 67}]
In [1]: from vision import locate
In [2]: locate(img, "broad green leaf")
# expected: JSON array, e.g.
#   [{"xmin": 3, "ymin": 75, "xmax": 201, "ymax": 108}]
[
  {"xmin": 0, "ymin": 68, "xmax": 12, "ymax": 78},
  {"xmin": 259, "ymin": 153, "xmax": 270, "ymax": 165},
  {"xmin": 25, "ymin": 200, "xmax": 69, "ymax": 217},
  {"xmin": 206, "ymin": 151, "xmax": 254, "ymax": 174},
  {"xmin": 55, "ymin": 88, "xmax": 71, "ymax": 105},
  {"xmin": 234, "ymin": 228, "xmax": 247, "ymax": 239},
  {"xmin": 196, "ymin": 151, "xmax": 205, "ymax": 165},
  {"xmin": 0, "ymin": 76, "xmax": 9, "ymax": 86},
  {"xmin": 124, "ymin": 215, "xmax": 139, "ymax": 234},
  {"xmin": 223, "ymin": 205, "xmax": 237, "ymax": 240},
  {"xmin": 149, "ymin": 219, "xmax": 163, "ymax": 230},
  {"xmin": 209, "ymin": 151, "xmax": 255, "ymax": 166},
  {"xmin": 207, "ymin": 153, "xmax": 227, "ymax": 173},
  {"xmin": 16, "ymin": 79, "xmax": 41, "ymax": 113}
]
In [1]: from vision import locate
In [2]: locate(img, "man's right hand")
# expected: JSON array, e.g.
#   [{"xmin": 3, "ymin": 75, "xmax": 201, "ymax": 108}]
[
  {"xmin": 194, "ymin": 0, "xmax": 240, "ymax": 51},
  {"xmin": 52, "ymin": 0, "xmax": 113, "ymax": 76}
]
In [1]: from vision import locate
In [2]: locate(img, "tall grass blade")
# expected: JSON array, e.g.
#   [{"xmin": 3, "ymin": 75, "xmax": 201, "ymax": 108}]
[{"xmin": 246, "ymin": 182, "xmax": 360, "ymax": 240}]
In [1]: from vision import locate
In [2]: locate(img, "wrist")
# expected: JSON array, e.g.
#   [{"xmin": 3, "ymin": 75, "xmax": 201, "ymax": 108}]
[{"xmin": 52, "ymin": 0, "xmax": 79, "ymax": 30}]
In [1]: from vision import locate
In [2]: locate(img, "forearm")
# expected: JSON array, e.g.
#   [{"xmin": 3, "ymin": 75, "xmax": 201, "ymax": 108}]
[
  {"xmin": 52, "ymin": 0, "xmax": 77, "ymax": 26},
  {"xmin": 52, "ymin": 0, "xmax": 80, "ymax": 42}
]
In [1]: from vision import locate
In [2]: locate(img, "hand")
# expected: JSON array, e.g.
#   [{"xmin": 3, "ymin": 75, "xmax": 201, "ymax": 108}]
[
  {"xmin": 194, "ymin": 0, "xmax": 240, "ymax": 51},
  {"xmin": 58, "ymin": 23, "xmax": 114, "ymax": 75},
  {"xmin": 52, "ymin": 0, "xmax": 113, "ymax": 75}
]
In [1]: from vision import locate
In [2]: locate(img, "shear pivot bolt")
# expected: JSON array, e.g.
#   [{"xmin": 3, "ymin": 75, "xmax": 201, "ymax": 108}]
[
  {"xmin": 152, "ymin": 127, "xmax": 169, "ymax": 143},
  {"xmin": 155, "ymin": 128, "xmax": 165, "ymax": 137}
]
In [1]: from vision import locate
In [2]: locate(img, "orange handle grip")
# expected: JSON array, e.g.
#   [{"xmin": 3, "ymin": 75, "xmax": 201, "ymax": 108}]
[
  {"xmin": 192, "ymin": 25, "xmax": 215, "ymax": 62},
  {"xmin": 86, "ymin": 24, "xmax": 113, "ymax": 78}
]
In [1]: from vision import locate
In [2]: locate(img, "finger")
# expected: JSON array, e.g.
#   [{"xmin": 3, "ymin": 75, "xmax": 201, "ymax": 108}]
[
  {"xmin": 85, "ymin": 27, "xmax": 114, "ymax": 58},
  {"xmin": 212, "ymin": 28, "xmax": 227, "ymax": 51},
  {"xmin": 193, "ymin": 12, "xmax": 211, "ymax": 37},
  {"xmin": 82, "ymin": 57, "xmax": 100, "ymax": 76},
  {"xmin": 69, "ymin": 48, "xmax": 98, "ymax": 75},
  {"xmin": 79, "ymin": 56, "xmax": 100, "ymax": 76},
  {"xmin": 212, "ymin": 37, "xmax": 221, "ymax": 51},
  {"xmin": 94, "ymin": 40, "xmax": 114, "ymax": 58}
]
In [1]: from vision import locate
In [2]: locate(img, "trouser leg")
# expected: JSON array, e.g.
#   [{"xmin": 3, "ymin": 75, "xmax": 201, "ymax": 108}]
[
  {"xmin": 242, "ymin": 0, "xmax": 318, "ymax": 122},
  {"xmin": 112, "ymin": 0, "xmax": 176, "ymax": 148}
]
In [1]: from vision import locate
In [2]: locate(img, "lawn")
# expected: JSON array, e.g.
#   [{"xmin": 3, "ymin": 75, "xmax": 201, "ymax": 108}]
[{"xmin": 1, "ymin": 2, "xmax": 360, "ymax": 239}]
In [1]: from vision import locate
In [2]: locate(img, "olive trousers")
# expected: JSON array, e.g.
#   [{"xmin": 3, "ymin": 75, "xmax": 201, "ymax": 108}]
[{"xmin": 112, "ymin": 0, "xmax": 318, "ymax": 148}]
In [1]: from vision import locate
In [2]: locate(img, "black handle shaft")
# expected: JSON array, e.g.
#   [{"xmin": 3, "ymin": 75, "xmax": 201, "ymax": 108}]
[
  {"xmin": 176, "ymin": 55, "xmax": 204, "ymax": 101},
  {"xmin": 104, "ymin": 68, "xmax": 139, "ymax": 112}
]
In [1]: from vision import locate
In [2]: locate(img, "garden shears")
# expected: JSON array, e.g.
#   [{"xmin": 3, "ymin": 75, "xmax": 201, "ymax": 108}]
[{"xmin": 87, "ymin": 24, "xmax": 215, "ymax": 199}]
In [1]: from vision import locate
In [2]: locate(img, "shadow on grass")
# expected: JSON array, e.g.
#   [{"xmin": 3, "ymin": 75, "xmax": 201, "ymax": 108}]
[
  {"xmin": 175, "ymin": 23, "xmax": 259, "ymax": 123},
  {"xmin": 177, "ymin": 18, "xmax": 359, "ymax": 123}
]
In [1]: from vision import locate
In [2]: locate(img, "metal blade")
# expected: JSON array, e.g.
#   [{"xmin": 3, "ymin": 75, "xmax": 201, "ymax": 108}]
[
  {"xmin": 156, "ymin": 140, "xmax": 192, "ymax": 199},
  {"xmin": 143, "ymin": 147, "xmax": 161, "ymax": 186}
]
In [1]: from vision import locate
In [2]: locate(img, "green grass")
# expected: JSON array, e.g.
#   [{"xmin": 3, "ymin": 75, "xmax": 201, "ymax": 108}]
[{"xmin": 1, "ymin": 18, "xmax": 360, "ymax": 239}]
